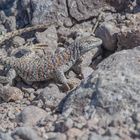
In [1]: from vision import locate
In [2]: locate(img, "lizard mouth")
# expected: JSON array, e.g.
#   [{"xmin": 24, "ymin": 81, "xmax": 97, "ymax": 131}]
[{"xmin": 81, "ymin": 37, "xmax": 102, "ymax": 54}]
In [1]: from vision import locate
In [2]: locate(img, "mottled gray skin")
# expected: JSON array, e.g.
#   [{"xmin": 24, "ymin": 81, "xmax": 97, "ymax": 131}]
[{"xmin": 0, "ymin": 36, "xmax": 102, "ymax": 90}]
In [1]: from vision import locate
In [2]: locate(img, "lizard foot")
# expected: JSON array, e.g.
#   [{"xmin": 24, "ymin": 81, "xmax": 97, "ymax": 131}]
[
  {"xmin": 60, "ymin": 82, "xmax": 74, "ymax": 92},
  {"xmin": 62, "ymin": 79, "xmax": 80, "ymax": 92}
]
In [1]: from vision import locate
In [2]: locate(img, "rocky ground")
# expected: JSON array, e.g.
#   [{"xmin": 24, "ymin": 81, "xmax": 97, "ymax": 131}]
[{"xmin": 0, "ymin": 0, "xmax": 140, "ymax": 140}]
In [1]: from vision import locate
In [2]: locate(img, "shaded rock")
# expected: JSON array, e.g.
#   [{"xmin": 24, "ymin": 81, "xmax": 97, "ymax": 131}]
[
  {"xmin": 4, "ymin": 16, "xmax": 16, "ymax": 31},
  {"xmin": 95, "ymin": 22, "xmax": 120, "ymax": 51},
  {"xmin": 108, "ymin": 0, "xmax": 130, "ymax": 12},
  {"xmin": 0, "ymin": 0, "xmax": 16, "ymax": 10},
  {"xmin": 117, "ymin": 27, "xmax": 140, "ymax": 51},
  {"xmin": 17, "ymin": 105, "xmax": 47, "ymax": 126}
]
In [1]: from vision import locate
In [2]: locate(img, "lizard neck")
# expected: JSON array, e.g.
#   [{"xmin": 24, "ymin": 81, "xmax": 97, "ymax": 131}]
[
  {"xmin": 53, "ymin": 42, "xmax": 81, "ymax": 68},
  {"xmin": 67, "ymin": 41, "xmax": 81, "ymax": 61}
]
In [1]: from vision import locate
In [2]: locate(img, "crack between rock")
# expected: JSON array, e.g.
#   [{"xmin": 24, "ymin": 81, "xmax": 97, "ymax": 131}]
[
  {"xmin": 65, "ymin": 0, "xmax": 78, "ymax": 26},
  {"xmin": 65, "ymin": 0, "xmax": 101, "ymax": 28}
]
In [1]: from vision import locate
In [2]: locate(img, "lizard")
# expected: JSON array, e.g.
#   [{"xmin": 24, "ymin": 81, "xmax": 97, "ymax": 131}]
[{"xmin": 0, "ymin": 24, "xmax": 102, "ymax": 91}]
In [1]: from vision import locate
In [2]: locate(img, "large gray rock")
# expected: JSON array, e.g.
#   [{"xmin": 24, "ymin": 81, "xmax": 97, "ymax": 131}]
[{"xmin": 59, "ymin": 46, "xmax": 140, "ymax": 119}]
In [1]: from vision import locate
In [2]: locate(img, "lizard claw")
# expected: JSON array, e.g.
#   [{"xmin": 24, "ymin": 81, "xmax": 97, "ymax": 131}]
[{"xmin": 62, "ymin": 82, "xmax": 75, "ymax": 92}]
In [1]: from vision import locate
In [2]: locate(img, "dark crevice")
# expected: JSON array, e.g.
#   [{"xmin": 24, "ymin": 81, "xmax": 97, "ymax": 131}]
[{"xmin": 65, "ymin": 0, "xmax": 78, "ymax": 26}]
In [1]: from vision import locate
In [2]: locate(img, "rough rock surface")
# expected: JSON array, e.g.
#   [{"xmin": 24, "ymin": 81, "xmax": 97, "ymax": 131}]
[
  {"xmin": 17, "ymin": 106, "xmax": 47, "ymax": 126},
  {"xmin": 117, "ymin": 27, "xmax": 140, "ymax": 51},
  {"xmin": 0, "ymin": 0, "xmax": 140, "ymax": 140},
  {"xmin": 60, "ymin": 46, "xmax": 140, "ymax": 117}
]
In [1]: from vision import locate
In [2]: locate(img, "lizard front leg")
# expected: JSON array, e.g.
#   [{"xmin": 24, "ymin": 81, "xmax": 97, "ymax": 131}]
[
  {"xmin": 54, "ymin": 68, "xmax": 73, "ymax": 91},
  {"xmin": 0, "ymin": 68, "xmax": 16, "ymax": 85}
]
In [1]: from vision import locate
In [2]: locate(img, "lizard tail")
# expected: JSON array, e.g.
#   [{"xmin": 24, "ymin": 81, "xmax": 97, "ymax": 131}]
[{"xmin": 0, "ymin": 22, "xmax": 57, "ymax": 46}]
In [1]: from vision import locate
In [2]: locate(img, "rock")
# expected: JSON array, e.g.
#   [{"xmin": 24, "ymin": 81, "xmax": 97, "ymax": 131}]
[
  {"xmin": 46, "ymin": 132, "xmax": 67, "ymax": 140},
  {"xmin": 71, "ymin": 22, "xmax": 93, "ymax": 38},
  {"xmin": 67, "ymin": 0, "xmax": 108, "ymax": 22},
  {"xmin": 0, "ymin": 85, "xmax": 23, "ymax": 102},
  {"xmin": 117, "ymin": 27, "xmax": 140, "ymax": 51},
  {"xmin": 0, "ymin": 0, "xmax": 16, "ymax": 10},
  {"xmin": 57, "ymin": 27, "xmax": 71, "ymax": 40},
  {"xmin": 35, "ymin": 24, "xmax": 58, "ymax": 53},
  {"xmin": 17, "ymin": 106, "xmax": 47, "ymax": 126},
  {"xmin": 52, "ymin": 133, "xmax": 67, "ymax": 140},
  {"xmin": 73, "ymin": 116, "xmax": 87, "ymax": 129},
  {"xmin": 81, "ymin": 67, "xmax": 93, "ymax": 79},
  {"xmin": 59, "ymin": 46, "xmax": 140, "ymax": 119},
  {"xmin": 108, "ymin": 0, "xmax": 130, "ymax": 12},
  {"xmin": 89, "ymin": 132, "xmax": 120, "ymax": 140},
  {"xmin": 20, "ymin": 0, "xmax": 69, "ymax": 25},
  {"xmin": 103, "ymin": 12, "xmax": 116, "ymax": 22},
  {"xmin": 4, "ymin": 16, "xmax": 16, "ymax": 31},
  {"xmin": 88, "ymin": 132, "xmax": 104, "ymax": 140},
  {"xmin": 37, "ymin": 84, "xmax": 65, "ymax": 109},
  {"xmin": 132, "ymin": 111, "xmax": 140, "ymax": 123},
  {"xmin": 37, "ymin": 114, "xmax": 57, "ymax": 132},
  {"xmin": 65, "ymin": 118, "xmax": 74, "ymax": 129},
  {"xmin": 54, "ymin": 120, "xmax": 69, "ymax": 133},
  {"xmin": 66, "ymin": 128, "xmax": 85, "ymax": 140},
  {"xmin": 0, "ymin": 24, "xmax": 6, "ymax": 35},
  {"xmin": 0, "ymin": 11, "xmax": 7, "ymax": 24},
  {"xmin": 0, "ymin": 133, "xmax": 14, "ymax": 140},
  {"xmin": 95, "ymin": 22, "xmax": 120, "ymax": 51},
  {"xmin": 137, "ymin": 0, "xmax": 140, "ymax": 5},
  {"xmin": 12, "ymin": 36, "xmax": 25, "ymax": 48},
  {"xmin": 12, "ymin": 127, "xmax": 42, "ymax": 140}
]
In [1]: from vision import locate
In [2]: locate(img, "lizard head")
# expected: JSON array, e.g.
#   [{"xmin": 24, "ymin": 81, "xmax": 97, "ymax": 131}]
[{"xmin": 78, "ymin": 36, "xmax": 102, "ymax": 55}]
